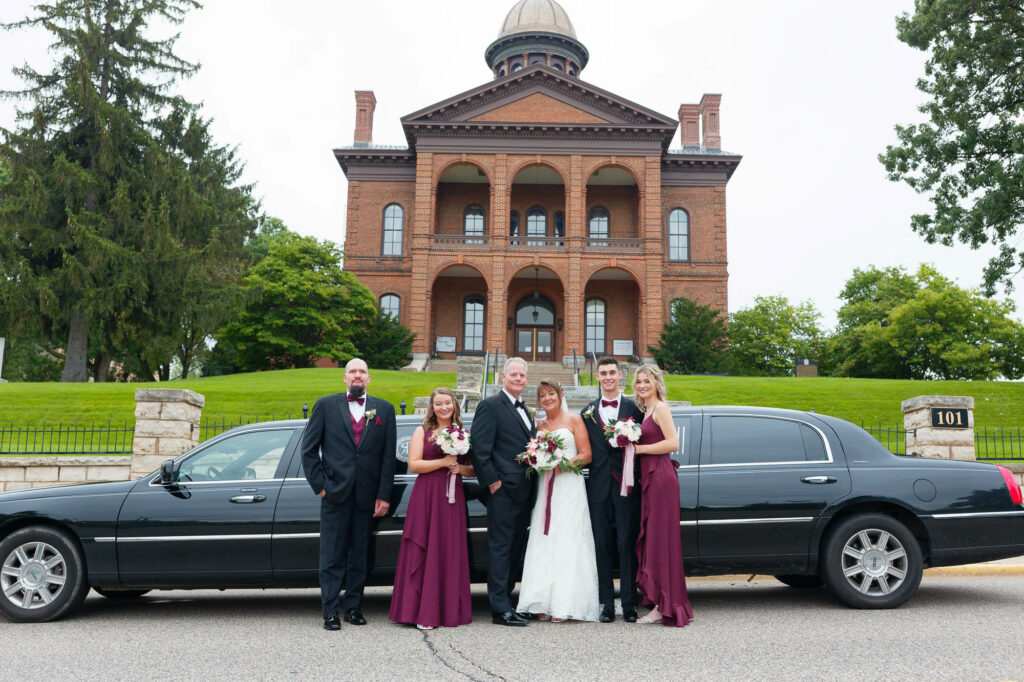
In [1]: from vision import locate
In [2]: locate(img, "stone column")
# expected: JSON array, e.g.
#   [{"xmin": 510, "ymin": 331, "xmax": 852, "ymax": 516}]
[
  {"xmin": 132, "ymin": 389, "xmax": 205, "ymax": 477},
  {"xmin": 902, "ymin": 395, "xmax": 975, "ymax": 461}
]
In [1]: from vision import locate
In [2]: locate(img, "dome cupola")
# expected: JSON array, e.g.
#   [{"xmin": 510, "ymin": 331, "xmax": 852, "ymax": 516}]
[{"xmin": 485, "ymin": 0, "xmax": 589, "ymax": 79}]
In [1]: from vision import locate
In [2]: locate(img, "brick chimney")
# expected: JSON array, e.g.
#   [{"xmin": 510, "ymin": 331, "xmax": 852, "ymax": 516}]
[
  {"xmin": 699, "ymin": 93, "xmax": 721, "ymax": 149},
  {"xmin": 678, "ymin": 103, "xmax": 700, "ymax": 147},
  {"xmin": 354, "ymin": 90, "xmax": 376, "ymax": 146}
]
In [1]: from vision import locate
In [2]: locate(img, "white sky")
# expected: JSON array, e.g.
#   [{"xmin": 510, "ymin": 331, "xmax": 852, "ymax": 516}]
[{"xmin": 2, "ymin": 0, "xmax": 1021, "ymax": 329}]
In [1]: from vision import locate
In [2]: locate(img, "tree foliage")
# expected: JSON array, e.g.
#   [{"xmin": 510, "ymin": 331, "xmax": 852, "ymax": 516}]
[
  {"xmin": 215, "ymin": 229, "xmax": 378, "ymax": 371},
  {"xmin": 879, "ymin": 1, "xmax": 1024, "ymax": 294},
  {"xmin": 0, "ymin": 0, "xmax": 256, "ymax": 382},
  {"xmin": 648, "ymin": 297, "xmax": 728, "ymax": 374},
  {"xmin": 354, "ymin": 311, "xmax": 416, "ymax": 370},
  {"xmin": 726, "ymin": 296, "xmax": 824, "ymax": 377}
]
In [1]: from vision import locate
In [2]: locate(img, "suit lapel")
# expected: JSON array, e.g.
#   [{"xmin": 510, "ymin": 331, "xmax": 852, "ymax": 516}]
[
  {"xmin": 337, "ymin": 395, "xmax": 357, "ymax": 448},
  {"xmin": 617, "ymin": 397, "xmax": 632, "ymax": 424},
  {"xmin": 502, "ymin": 394, "xmax": 532, "ymax": 439},
  {"xmin": 358, "ymin": 396, "xmax": 376, "ymax": 452}
]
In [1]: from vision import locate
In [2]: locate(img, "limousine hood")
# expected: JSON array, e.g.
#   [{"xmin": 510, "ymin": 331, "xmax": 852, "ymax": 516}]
[{"xmin": 0, "ymin": 478, "xmax": 137, "ymax": 505}]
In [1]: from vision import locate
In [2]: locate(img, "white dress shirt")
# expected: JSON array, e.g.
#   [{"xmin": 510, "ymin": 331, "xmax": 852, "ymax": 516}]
[
  {"xmin": 598, "ymin": 392, "xmax": 623, "ymax": 425},
  {"xmin": 346, "ymin": 392, "xmax": 366, "ymax": 423},
  {"xmin": 503, "ymin": 389, "xmax": 532, "ymax": 430}
]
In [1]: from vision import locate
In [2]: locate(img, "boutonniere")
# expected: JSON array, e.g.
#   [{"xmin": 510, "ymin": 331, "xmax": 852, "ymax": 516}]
[
  {"xmin": 364, "ymin": 409, "xmax": 377, "ymax": 425},
  {"xmin": 582, "ymin": 405, "xmax": 596, "ymax": 423},
  {"xmin": 526, "ymin": 406, "xmax": 537, "ymax": 419}
]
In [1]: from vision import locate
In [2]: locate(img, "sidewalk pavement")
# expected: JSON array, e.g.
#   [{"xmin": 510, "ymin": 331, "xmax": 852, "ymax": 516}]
[{"xmin": 688, "ymin": 555, "xmax": 1024, "ymax": 582}]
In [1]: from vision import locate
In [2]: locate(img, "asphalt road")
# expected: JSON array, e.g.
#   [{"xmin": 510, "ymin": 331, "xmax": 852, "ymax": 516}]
[{"xmin": 3, "ymin": 576, "xmax": 1024, "ymax": 681}]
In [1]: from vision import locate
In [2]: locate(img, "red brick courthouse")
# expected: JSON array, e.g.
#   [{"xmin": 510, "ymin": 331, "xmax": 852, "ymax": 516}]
[{"xmin": 335, "ymin": 0, "xmax": 741, "ymax": 366}]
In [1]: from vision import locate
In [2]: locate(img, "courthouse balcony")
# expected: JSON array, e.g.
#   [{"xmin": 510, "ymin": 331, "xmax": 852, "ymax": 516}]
[{"xmin": 432, "ymin": 234, "xmax": 490, "ymax": 248}]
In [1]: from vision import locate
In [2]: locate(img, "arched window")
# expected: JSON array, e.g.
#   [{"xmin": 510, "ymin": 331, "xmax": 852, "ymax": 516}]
[
  {"xmin": 512, "ymin": 63, "xmax": 523, "ymax": 73},
  {"xmin": 382, "ymin": 204, "xmax": 404, "ymax": 256},
  {"xmin": 509, "ymin": 210, "xmax": 520, "ymax": 236},
  {"xmin": 586, "ymin": 299, "xmax": 606, "ymax": 354},
  {"xmin": 554, "ymin": 211, "xmax": 565, "ymax": 245},
  {"xmin": 568, "ymin": 67, "xmax": 576, "ymax": 77},
  {"xmin": 464, "ymin": 204, "xmax": 484, "ymax": 244},
  {"xmin": 589, "ymin": 207, "xmax": 609, "ymax": 245},
  {"xmin": 552, "ymin": 62, "xmax": 563, "ymax": 72},
  {"xmin": 498, "ymin": 67, "xmax": 506, "ymax": 77},
  {"xmin": 527, "ymin": 207, "xmax": 546, "ymax": 245},
  {"xmin": 463, "ymin": 297, "xmax": 485, "ymax": 352},
  {"xmin": 380, "ymin": 294, "xmax": 400, "ymax": 320},
  {"xmin": 668, "ymin": 208, "xmax": 689, "ymax": 261}
]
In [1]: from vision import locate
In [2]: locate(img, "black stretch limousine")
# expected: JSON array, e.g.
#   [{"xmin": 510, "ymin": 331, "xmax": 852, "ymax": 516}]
[{"xmin": 2, "ymin": 406, "xmax": 1023, "ymax": 622}]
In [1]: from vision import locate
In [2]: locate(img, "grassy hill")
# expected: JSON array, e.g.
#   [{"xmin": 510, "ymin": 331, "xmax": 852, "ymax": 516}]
[{"xmin": 2, "ymin": 369, "xmax": 1023, "ymax": 428}]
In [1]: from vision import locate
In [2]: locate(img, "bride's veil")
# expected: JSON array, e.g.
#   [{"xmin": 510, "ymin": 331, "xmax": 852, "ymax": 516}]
[{"xmin": 561, "ymin": 395, "xmax": 570, "ymax": 415}]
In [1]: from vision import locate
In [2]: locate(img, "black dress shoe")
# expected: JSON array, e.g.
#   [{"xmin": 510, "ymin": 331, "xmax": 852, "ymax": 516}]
[
  {"xmin": 622, "ymin": 606, "xmax": 638, "ymax": 623},
  {"xmin": 599, "ymin": 603, "xmax": 615, "ymax": 623},
  {"xmin": 343, "ymin": 608, "xmax": 367, "ymax": 625},
  {"xmin": 323, "ymin": 614, "xmax": 341, "ymax": 630},
  {"xmin": 516, "ymin": 611, "xmax": 536, "ymax": 621},
  {"xmin": 492, "ymin": 611, "xmax": 528, "ymax": 626}
]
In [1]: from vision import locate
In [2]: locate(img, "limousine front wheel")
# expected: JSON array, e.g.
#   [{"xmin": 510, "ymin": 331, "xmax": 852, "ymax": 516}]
[
  {"xmin": 821, "ymin": 514, "xmax": 923, "ymax": 609},
  {"xmin": 0, "ymin": 526, "xmax": 89, "ymax": 623}
]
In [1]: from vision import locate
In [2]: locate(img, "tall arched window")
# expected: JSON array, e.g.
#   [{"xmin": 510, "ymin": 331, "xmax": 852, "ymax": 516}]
[
  {"xmin": 464, "ymin": 204, "xmax": 484, "ymax": 244},
  {"xmin": 464, "ymin": 297, "xmax": 485, "ymax": 352},
  {"xmin": 509, "ymin": 210, "xmax": 520, "ymax": 236},
  {"xmin": 527, "ymin": 207, "xmax": 546, "ymax": 245},
  {"xmin": 380, "ymin": 294, "xmax": 400, "ymax": 320},
  {"xmin": 585, "ymin": 299, "xmax": 606, "ymax": 354},
  {"xmin": 512, "ymin": 63, "xmax": 523, "ymax": 73},
  {"xmin": 382, "ymin": 204, "xmax": 404, "ymax": 256},
  {"xmin": 589, "ymin": 207, "xmax": 609, "ymax": 245},
  {"xmin": 668, "ymin": 208, "xmax": 689, "ymax": 261}
]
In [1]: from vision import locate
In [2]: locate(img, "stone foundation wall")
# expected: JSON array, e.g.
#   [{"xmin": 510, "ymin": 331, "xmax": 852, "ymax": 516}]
[{"xmin": 0, "ymin": 456, "xmax": 131, "ymax": 492}]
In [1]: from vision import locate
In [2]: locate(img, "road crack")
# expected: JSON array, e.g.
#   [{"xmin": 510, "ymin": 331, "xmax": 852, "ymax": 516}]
[{"xmin": 419, "ymin": 631, "xmax": 506, "ymax": 681}]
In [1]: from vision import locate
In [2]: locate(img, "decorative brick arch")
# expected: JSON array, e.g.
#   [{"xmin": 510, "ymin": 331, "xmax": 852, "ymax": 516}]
[
  {"xmin": 429, "ymin": 260, "xmax": 491, "ymax": 289},
  {"xmin": 507, "ymin": 158, "xmax": 570, "ymax": 190},
  {"xmin": 504, "ymin": 262, "xmax": 567, "ymax": 291},
  {"xmin": 581, "ymin": 263, "xmax": 645, "ymax": 297},
  {"xmin": 433, "ymin": 158, "xmax": 494, "ymax": 186},
  {"xmin": 582, "ymin": 159, "xmax": 645, "ymax": 190}
]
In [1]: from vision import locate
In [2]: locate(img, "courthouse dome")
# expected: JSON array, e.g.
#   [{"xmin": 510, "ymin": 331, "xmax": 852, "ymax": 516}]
[
  {"xmin": 486, "ymin": 0, "xmax": 589, "ymax": 78},
  {"xmin": 498, "ymin": 0, "xmax": 577, "ymax": 40}
]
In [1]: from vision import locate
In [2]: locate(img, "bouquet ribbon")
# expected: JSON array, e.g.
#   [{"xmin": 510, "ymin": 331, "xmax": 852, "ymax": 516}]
[
  {"xmin": 543, "ymin": 469, "xmax": 556, "ymax": 535},
  {"xmin": 620, "ymin": 443, "xmax": 636, "ymax": 497},
  {"xmin": 446, "ymin": 471, "xmax": 457, "ymax": 504}
]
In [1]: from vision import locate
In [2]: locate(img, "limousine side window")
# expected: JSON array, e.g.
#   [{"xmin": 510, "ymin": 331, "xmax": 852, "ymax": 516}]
[
  {"xmin": 178, "ymin": 430, "xmax": 292, "ymax": 482},
  {"xmin": 710, "ymin": 416, "xmax": 827, "ymax": 465}
]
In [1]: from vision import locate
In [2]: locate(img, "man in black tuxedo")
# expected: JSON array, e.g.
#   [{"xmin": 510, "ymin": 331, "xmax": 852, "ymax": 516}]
[
  {"xmin": 581, "ymin": 356, "xmax": 644, "ymax": 623},
  {"xmin": 301, "ymin": 358, "xmax": 396, "ymax": 630},
  {"xmin": 469, "ymin": 356, "xmax": 535, "ymax": 626}
]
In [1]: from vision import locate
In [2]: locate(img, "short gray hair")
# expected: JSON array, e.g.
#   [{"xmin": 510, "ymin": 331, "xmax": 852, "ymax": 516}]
[{"xmin": 503, "ymin": 356, "xmax": 528, "ymax": 375}]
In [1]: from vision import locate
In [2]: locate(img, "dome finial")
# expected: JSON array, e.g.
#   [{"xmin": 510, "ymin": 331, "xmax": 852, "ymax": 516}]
[{"xmin": 486, "ymin": 0, "xmax": 588, "ymax": 79}]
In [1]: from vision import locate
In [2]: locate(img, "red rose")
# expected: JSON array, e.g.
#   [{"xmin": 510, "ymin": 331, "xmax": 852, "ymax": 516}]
[{"xmin": 616, "ymin": 435, "xmax": 629, "ymax": 447}]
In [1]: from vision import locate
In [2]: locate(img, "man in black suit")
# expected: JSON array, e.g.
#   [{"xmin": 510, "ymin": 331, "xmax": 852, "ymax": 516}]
[
  {"xmin": 581, "ymin": 356, "xmax": 644, "ymax": 623},
  {"xmin": 301, "ymin": 358, "xmax": 396, "ymax": 630},
  {"xmin": 469, "ymin": 356, "xmax": 535, "ymax": 626}
]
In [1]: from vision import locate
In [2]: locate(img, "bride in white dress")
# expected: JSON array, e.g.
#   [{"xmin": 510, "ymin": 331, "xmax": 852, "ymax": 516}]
[{"xmin": 517, "ymin": 380, "xmax": 600, "ymax": 622}]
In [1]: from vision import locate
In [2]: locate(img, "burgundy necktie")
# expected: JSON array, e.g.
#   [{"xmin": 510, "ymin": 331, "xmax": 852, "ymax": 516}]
[{"xmin": 602, "ymin": 399, "xmax": 618, "ymax": 408}]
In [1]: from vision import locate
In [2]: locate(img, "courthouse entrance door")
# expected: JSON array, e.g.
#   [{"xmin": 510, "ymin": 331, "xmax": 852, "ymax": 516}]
[{"xmin": 514, "ymin": 295, "xmax": 556, "ymax": 362}]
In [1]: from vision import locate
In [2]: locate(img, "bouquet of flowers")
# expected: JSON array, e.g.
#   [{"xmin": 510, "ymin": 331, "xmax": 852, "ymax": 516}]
[
  {"xmin": 603, "ymin": 418, "xmax": 642, "ymax": 497},
  {"xmin": 430, "ymin": 426, "xmax": 470, "ymax": 504},
  {"xmin": 516, "ymin": 430, "xmax": 583, "ymax": 477}
]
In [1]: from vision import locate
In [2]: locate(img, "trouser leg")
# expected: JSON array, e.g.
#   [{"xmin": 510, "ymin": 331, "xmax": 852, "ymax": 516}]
[
  {"xmin": 342, "ymin": 504, "xmax": 371, "ymax": 611},
  {"xmin": 319, "ymin": 496, "xmax": 352, "ymax": 619},
  {"xmin": 615, "ymin": 491, "xmax": 641, "ymax": 607},
  {"xmin": 589, "ymin": 497, "xmax": 615, "ymax": 605},
  {"xmin": 486, "ymin": 488, "xmax": 516, "ymax": 614}
]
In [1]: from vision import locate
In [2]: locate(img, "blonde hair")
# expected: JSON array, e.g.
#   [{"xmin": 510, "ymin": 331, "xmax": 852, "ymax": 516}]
[
  {"xmin": 423, "ymin": 387, "xmax": 462, "ymax": 431},
  {"xmin": 632, "ymin": 364, "xmax": 667, "ymax": 408}
]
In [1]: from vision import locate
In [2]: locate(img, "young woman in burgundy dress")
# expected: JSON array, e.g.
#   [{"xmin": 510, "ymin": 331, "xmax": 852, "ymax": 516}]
[
  {"xmin": 388, "ymin": 388, "xmax": 474, "ymax": 630},
  {"xmin": 632, "ymin": 364, "xmax": 694, "ymax": 627}
]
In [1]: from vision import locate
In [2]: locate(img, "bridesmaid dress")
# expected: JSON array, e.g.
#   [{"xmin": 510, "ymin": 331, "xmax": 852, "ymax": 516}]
[
  {"xmin": 388, "ymin": 432, "xmax": 472, "ymax": 627},
  {"xmin": 635, "ymin": 414, "xmax": 694, "ymax": 627}
]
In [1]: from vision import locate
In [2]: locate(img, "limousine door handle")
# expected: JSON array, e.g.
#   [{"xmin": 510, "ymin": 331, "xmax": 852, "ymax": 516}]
[
  {"xmin": 229, "ymin": 494, "xmax": 267, "ymax": 503},
  {"xmin": 801, "ymin": 476, "xmax": 837, "ymax": 484}
]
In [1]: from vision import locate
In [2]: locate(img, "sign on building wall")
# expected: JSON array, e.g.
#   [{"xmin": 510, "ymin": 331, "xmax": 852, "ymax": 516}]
[
  {"xmin": 612, "ymin": 339, "xmax": 633, "ymax": 356},
  {"xmin": 436, "ymin": 336, "xmax": 457, "ymax": 353},
  {"xmin": 931, "ymin": 407, "xmax": 968, "ymax": 429}
]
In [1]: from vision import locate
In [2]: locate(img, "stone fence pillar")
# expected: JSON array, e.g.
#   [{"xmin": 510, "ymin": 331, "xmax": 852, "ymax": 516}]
[
  {"xmin": 902, "ymin": 395, "xmax": 975, "ymax": 461},
  {"xmin": 131, "ymin": 389, "xmax": 205, "ymax": 478}
]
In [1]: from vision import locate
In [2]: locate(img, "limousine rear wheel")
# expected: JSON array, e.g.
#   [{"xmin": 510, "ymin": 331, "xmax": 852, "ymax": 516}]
[
  {"xmin": 0, "ymin": 526, "xmax": 89, "ymax": 623},
  {"xmin": 821, "ymin": 514, "xmax": 923, "ymax": 609}
]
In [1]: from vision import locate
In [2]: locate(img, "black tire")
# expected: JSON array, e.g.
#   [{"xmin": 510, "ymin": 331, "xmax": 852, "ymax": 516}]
[
  {"xmin": 93, "ymin": 587, "xmax": 151, "ymax": 600},
  {"xmin": 0, "ymin": 526, "xmax": 89, "ymax": 623},
  {"xmin": 774, "ymin": 574, "xmax": 824, "ymax": 589},
  {"xmin": 821, "ymin": 513, "xmax": 923, "ymax": 609}
]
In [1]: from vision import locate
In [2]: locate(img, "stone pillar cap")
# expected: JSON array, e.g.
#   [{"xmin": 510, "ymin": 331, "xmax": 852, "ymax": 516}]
[
  {"xmin": 901, "ymin": 395, "xmax": 974, "ymax": 413},
  {"xmin": 134, "ymin": 388, "xmax": 206, "ymax": 408}
]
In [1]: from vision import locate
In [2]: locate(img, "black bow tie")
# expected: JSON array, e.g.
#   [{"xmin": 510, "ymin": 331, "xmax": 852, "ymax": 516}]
[
  {"xmin": 347, "ymin": 395, "xmax": 365, "ymax": 406},
  {"xmin": 601, "ymin": 399, "xmax": 618, "ymax": 408},
  {"xmin": 514, "ymin": 400, "xmax": 527, "ymax": 412}
]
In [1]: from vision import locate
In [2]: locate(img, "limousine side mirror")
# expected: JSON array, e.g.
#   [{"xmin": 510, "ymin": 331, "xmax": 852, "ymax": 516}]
[{"xmin": 159, "ymin": 459, "xmax": 178, "ymax": 485}]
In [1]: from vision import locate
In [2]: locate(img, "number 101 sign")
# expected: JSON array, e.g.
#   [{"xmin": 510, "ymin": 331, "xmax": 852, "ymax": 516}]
[{"xmin": 931, "ymin": 408, "xmax": 968, "ymax": 429}]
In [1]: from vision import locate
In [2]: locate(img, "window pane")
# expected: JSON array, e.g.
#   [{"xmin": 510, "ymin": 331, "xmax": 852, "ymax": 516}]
[
  {"xmin": 464, "ymin": 299, "xmax": 484, "ymax": 351},
  {"xmin": 589, "ymin": 208, "xmax": 609, "ymax": 240},
  {"xmin": 464, "ymin": 206, "xmax": 484, "ymax": 236},
  {"xmin": 585, "ymin": 299, "xmax": 605, "ymax": 354},
  {"xmin": 710, "ymin": 417, "xmax": 807, "ymax": 464},
  {"xmin": 179, "ymin": 430, "xmax": 292, "ymax": 482},
  {"xmin": 383, "ymin": 204, "xmax": 404, "ymax": 256},
  {"xmin": 801, "ymin": 425, "xmax": 828, "ymax": 461},
  {"xmin": 516, "ymin": 303, "xmax": 554, "ymax": 326},
  {"xmin": 668, "ymin": 209, "xmax": 688, "ymax": 261},
  {"xmin": 527, "ymin": 208, "xmax": 546, "ymax": 245},
  {"xmin": 380, "ymin": 294, "xmax": 400, "ymax": 320}
]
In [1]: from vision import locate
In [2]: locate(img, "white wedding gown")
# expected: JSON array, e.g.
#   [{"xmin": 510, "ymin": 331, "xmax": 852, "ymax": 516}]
[{"xmin": 516, "ymin": 427, "xmax": 600, "ymax": 621}]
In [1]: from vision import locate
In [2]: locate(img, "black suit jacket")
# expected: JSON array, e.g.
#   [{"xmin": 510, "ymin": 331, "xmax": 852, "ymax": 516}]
[
  {"xmin": 469, "ymin": 392, "xmax": 537, "ymax": 504},
  {"xmin": 582, "ymin": 395, "xmax": 645, "ymax": 504},
  {"xmin": 300, "ymin": 393, "xmax": 396, "ymax": 511}
]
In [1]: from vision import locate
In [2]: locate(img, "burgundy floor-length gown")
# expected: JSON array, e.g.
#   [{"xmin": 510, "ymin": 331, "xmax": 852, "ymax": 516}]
[
  {"xmin": 635, "ymin": 414, "xmax": 694, "ymax": 627},
  {"xmin": 388, "ymin": 432, "xmax": 472, "ymax": 627}
]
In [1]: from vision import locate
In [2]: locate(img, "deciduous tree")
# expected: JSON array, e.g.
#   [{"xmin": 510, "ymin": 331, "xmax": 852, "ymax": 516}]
[
  {"xmin": 727, "ymin": 296, "xmax": 823, "ymax": 376},
  {"xmin": 648, "ymin": 297, "xmax": 728, "ymax": 374}
]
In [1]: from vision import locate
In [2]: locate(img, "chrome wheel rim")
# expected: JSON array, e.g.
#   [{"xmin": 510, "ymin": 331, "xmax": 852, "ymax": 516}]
[
  {"xmin": 1, "ymin": 541, "xmax": 67, "ymax": 610},
  {"xmin": 840, "ymin": 528, "xmax": 907, "ymax": 596}
]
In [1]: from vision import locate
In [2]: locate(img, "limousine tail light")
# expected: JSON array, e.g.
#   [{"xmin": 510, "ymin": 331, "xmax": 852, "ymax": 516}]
[{"xmin": 996, "ymin": 465, "xmax": 1023, "ymax": 504}]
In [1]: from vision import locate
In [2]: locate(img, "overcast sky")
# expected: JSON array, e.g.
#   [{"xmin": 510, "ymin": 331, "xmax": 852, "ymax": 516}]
[{"xmin": 2, "ymin": 0, "xmax": 1020, "ymax": 329}]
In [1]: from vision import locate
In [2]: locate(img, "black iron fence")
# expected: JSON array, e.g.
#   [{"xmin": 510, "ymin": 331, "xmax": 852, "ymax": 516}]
[
  {"xmin": 860, "ymin": 422, "xmax": 908, "ymax": 456},
  {"xmin": 0, "ymin": 420, "xmax": 134, "ymax": 455},
  {"xmin": 975, "ymin": 426, "xmax": 1024, "ymax": 461}
]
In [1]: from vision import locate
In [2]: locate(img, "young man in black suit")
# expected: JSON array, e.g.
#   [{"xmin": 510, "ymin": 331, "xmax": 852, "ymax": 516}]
[
  {"xmin": 581, "ymin": 356, "xmax": 644, "ymax": 623},
  {"xmin": 469, "ymin": 356, "xmax": 536, "ymax": 626},
  {"xmin": 301, "ymin": 358, "xmax": 396, "ymax": 630}
]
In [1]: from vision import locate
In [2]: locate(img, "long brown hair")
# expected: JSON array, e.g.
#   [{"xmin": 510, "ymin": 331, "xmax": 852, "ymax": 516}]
[
  {"xmin": 633, "ymin": 364, "xmax": 667, "ymax": 409},
  {"xmin": 423, "ymin": 387, "xmax": 463, "ymax": 431}
]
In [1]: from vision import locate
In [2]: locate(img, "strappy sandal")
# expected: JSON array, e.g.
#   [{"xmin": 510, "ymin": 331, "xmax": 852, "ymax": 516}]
[
  {"xmin": 416, "ymin": 624, "xmax": 435, "ymax": 630},
  {"xmin": 550, "ymin": 617, "xmax": 567, "ymax": 623},
  {"xmin": 536, "ymin": 613, "xmax": 551, "ymax": 621},
  {"xmin": 637, "ymin": 610, "xmax": 662, "ymax": 624}
]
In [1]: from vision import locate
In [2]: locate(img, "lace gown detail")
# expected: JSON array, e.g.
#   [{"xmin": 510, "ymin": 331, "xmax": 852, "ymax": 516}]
[{"xmin": 516, "ymin": 427, "xmax": 600, "ymax": 621}]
